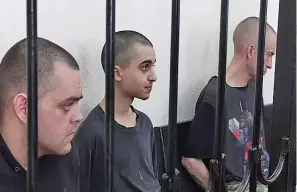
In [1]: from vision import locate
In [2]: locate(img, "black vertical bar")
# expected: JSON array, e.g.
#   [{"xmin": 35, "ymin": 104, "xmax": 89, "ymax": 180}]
[
  {"xmin": 105, "ymin": 0, "xmax": 115, "ymax": 191},
  {"xmin": 287, "ymin": 81, "xmax": 296, "ymax": 191},
  {"xmin": 213, "ymin": 0, "xmax": 229, "ymax": 162},
  {"xmin": 268, "ymin": 0, "xmax": 296, "ymax": 191},
  {"xmin": 167, "ymin": 0, "xmax": 180, "ymax": 191},
  {"xmin": 212, "ymin": 0, "xmax": 229, "ymax": 191},
  {"xmin": 249, "ymin": 0, "xmax": 268, "ymax": 191},
  {"xmin": 26, "ymin": 0, "xmax": 38, "ymax": 192}
]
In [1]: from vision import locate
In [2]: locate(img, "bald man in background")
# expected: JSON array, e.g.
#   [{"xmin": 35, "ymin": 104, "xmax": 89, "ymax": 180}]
[{"xmin": 181, "ymin": 17, "xmax": 277, "ymax": 191}]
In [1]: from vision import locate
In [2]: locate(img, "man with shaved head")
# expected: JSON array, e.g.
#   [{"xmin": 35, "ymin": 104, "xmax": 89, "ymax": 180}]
[
  {"xmin": 181, "ymin": 17, "xmax": 277, "ymax": 192},
  {"xmin": 74, "ymin": 30, "xmax": 160, "ymax": 191},
  {"xmin": 232, "ymin": 17, "xmax": 276, "ymax": 79},
  {"xmin": 0, "ymin": 37, "xmax": 83, "ymax": 191}
]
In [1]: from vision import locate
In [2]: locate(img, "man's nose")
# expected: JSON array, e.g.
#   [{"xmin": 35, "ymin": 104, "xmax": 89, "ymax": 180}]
[
  {"xmin": 71, "ymin": 107, "xmax": 83, "ymax": 124},
  {"xmin": 148, "ymin": 68, "xmax": 157, "ymax": 82},
  {"xmin": 266, "ymin": 62, "xmax": 272, "ymax": 69},
  {"xmin": 265, "ymin": 57, "xmax": 273, "ymax": 69}
]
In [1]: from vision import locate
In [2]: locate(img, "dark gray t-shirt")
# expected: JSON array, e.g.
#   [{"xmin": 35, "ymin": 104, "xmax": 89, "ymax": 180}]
[
  {"xmin": 204, "ymin": 76, "xmax": 269, "ymax": 179},
  {"xmin": 74, "ymin": 105, "xmax": 161, "ymax": 192},
  {"xmin": 182, "ymin": 76, "xmax": 269, "ymax": 181}
]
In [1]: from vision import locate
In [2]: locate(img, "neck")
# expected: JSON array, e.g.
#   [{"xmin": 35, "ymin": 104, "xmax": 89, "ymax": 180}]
[
  {"xmin": 0, "ymin": 116, "xmax": 43, "ymax": 170},
  {"xmin": 226, "ymin": 56, "xmax": 252, "ymax": 87},
  {"xmin": 100, "ymin": 87, "xmax": 134, "ymax": 117}
]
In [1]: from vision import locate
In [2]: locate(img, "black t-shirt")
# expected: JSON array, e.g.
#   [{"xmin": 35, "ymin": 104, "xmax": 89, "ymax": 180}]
[
  {"xmin": 182, "ymin": 76, "xmax": 269, "ymax": 181},
  {"xmin": 0, "ymin": 134, "xmax": 80, "ymax": 192},
  {"xmin": 73, "ymin": 105, "xmax": 161, "ymax": 192}
]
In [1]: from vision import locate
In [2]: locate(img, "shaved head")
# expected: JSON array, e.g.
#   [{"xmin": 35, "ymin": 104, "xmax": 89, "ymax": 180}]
[
  {"xmin": 0, "ymin": 37, "xmax": 80, "ymax": 124},
  {"xmin": 233, "ymin": 16, "xmax": 276, "ymax": 54},
  {"xmin": 229, "ymin": 16, "xmax": 277, "ymax": 80}
]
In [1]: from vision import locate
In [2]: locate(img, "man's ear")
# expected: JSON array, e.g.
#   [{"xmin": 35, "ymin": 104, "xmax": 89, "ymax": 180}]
[
  {"xmin": 246, "ymin": 44, "xmax": 255, "ymax": 58},
  {"xmin": 114, "ymin": 65, "xmax": 122, "ymax": 82},
  {"xmin": 12, "ymin": 93, "xmax": 28, "ymax": 124}
]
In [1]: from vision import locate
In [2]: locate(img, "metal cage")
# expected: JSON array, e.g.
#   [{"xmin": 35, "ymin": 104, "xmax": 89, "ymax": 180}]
[{"xmin": 24, "ymin": 0, "xmax": 296, "ymax": 191}]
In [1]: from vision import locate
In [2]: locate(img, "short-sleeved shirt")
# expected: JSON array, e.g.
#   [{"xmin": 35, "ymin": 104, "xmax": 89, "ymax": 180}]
[
  {"xmin": 73, "ymin": 105, "xmax": 161, "ymax": 192},
  {"xmin": 182, "ymin": 76, "xmax": 269, "ymax": 181},
  {"xmin": 0, "ymin": 134, "xmax": 80, "ymax": 192}
]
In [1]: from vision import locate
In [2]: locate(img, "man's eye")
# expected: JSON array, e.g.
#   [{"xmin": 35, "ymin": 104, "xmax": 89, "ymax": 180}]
[
  {"xmin": 63, "ymin": 102, "xmax": 74, "ymax": 111},
  {"xmin": 142, "ymin": 64, "xmax": 149, "ymax": 70}
]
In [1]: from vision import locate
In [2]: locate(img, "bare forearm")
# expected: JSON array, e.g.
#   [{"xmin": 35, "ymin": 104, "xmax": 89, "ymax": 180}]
[
  {"xmin": 182, "ymin": 157, "xmax": 210, "ymax": 190},
  {"xmin": 191, "ymin": 173, "xmax": 209, "ymax": 189}
]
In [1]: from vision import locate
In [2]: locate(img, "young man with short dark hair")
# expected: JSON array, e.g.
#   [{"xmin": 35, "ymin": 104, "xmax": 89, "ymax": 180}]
[
  {"xmin": 0, "ymin": 37, "xmax": 83, "ymax": 191},
  {"xmin": 74, "ymin": 30, "xmax": 161, "ymax": 192}
]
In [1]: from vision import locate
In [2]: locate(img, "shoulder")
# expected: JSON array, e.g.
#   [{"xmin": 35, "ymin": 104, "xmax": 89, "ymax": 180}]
[
  {"xmin": 133, "ymin": 107, "xmax": 154, "ymax": 127},
  {"xmin": 77, "ymin": 105, "xmax": 104, "ymax": 135},
  {"xmin": 190, "ymin": 76, "xmax": 218, "ymax": 130},
  {"xmin": 196, "ymin": 76, "xmax": 218, "ymax": 108},
  {"xmin": 136, "ymin": 109, "xmax": 151, "ymax": 120},
  {"xmin": 73, "ymin": 105, "xmax": 104, "ymax": 149}
]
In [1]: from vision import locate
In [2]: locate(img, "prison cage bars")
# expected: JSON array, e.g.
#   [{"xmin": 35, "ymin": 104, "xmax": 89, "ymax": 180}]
[
  {"xmin": 25, "ymin": 0, "xmax": 294, "ymax": 191},
  {"xmin": 25, "ymin": 0, "xmax": 118, "ymax": 190},
  {"xmin": 249, "ymin": 0, "xmax": 269, "ymax": 190},
  {"xmin": 248, "ymin": 0, "xmax": 290, "ymax": 189},
  {"xmin": 104, "ymin": 0, "xmax": 116, "ymax": 191},
  {"xmin": 166, "ymin": 0, "xmax": 181, "ymax": 192},
  {"xmin": 268, "ymin": 0, "xmax": 296, "ymax": 191},
  {"xmin": 208, "ymin": 0, "xmax": 229, "ymax": 191},
  {"xmin": 103, "ymin": 1, "xmax": 183, "ymax": 191},
  {"xmin": 207, "ymin": 0, "xmax": 292, "ymax": 192},
  {"xmin": 101, "ymin": 0, "xmax": 294, "ymax": 191},
  {"xmin": 206, "ymin": 0, "xmax": 252, "ymax": 191},
  {"xmin": 247, "ymin": 0, "xmax": 290, "ymax": 191},
  {"xmin": 26, "ymin": 0, "xmax": 38, "ymax": 191}
]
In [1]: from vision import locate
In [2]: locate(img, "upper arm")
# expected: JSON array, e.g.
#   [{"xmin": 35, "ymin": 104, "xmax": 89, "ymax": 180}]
[
  {"xmin": 182, "ymin": 102, "xmax": 216, "ymax": 159},
  {"xmin": 151, "ymin": 130, "xmax": 159, "ymax": 179},
  {"xmin": 147, "ymin": 117, "xmax": 159, "ymax": 179}
]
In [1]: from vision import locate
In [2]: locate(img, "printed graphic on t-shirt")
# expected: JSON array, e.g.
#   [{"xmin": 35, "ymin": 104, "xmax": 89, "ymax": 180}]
[{"xmin": 228, "ymin": 101, "xmax": 270, "ymax": 179}]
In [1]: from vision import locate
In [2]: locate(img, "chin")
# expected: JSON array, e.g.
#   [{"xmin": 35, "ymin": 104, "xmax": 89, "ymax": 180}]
[
  {"xmin": 137, "ymin": 94, "xmax": 150, "ymax": 100},
  {"xmin": 56, "ymin": 143, "xmax": 72, "ymax": 155}
]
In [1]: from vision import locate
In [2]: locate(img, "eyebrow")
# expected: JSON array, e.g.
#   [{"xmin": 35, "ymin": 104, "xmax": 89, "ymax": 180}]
[
  {"xmin": 140, "ymin": 59, "xmax": 156, "ymax": 65},
  {"xmin": 61, "ymin": 95, "xmax": 83, "ymax": 103}
]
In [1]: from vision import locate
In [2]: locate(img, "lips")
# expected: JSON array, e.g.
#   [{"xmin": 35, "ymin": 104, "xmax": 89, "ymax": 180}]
[
  {"xmin": 145, "ymin": 86, "xmax": 152, "ymax": 92},
  {"xmin": 67, "ymin": 131, "xmax": 76, "ymax": 137},
  {"xmin": 145, "ymin": 85, "xmax": 153, "ymax": 89}
]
